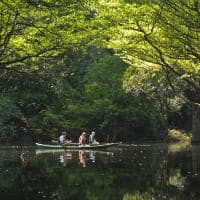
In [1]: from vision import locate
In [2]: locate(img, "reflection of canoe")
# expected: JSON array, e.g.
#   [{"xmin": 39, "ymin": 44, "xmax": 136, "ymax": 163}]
[
  {"xmin": 35, "ymin": 149, "xmax": 114, "ymax": 155},
  {"xmin": 36, "ymin": 142, "xmax": 121, "ymax": 149},
  {"xmin": 36, "ymin": 149, "xmax": 65, "ymax": 154}
]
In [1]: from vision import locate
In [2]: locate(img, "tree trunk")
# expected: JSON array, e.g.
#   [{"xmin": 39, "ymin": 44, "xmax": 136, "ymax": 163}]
[
  {"xmin": 192, "ymin": 145, "xmax": 200, "ymax": 174},
  {"xmin": 192, "ymin": 103, "xmax": 200, "ymax": 143}
]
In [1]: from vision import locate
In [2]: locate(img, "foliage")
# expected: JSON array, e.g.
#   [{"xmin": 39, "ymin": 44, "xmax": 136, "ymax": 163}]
[
  {"xmin": 1, "ymin": 0, "xmax": 197, "ymax": 142},
  {"xmin": 168, "ymin": 129, "xmax": 191, "ymax": 142},
  {"xmin": 0, "ymin": 0, "xmax": 105, "ymax": 72},
  {"xmin": 103, "ymin": 0, "xmax": 200, "ymax": 103},
  {"xmin": 167, "ymin": 100, "xmax": 192, "ymax": 131},
  {"xmin": 25, "ymin": 55, "xmax": 165, "ymax": 142},
  {"xmin": 65, "ymin": 55, "xmax": 165, "ymax": 141},
  {"xmin": 0, "ymin": 96, "xmax": 22, "ymax": 141}
]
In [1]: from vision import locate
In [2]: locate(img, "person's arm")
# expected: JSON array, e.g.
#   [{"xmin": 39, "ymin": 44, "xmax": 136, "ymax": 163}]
[
  {"xmin": 89, "ymin": 135, "xmax": 91, "ymax": 143},
  {"xmin": 79, "ymin": 136, "xmax": 82, "ymax": 145},
  {"xmin": 94, "ymin": 137, "xmax": 99, "ymax": 144}
]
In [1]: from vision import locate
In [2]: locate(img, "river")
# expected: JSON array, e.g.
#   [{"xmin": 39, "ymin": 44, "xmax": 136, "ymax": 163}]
[{"xmin": 0, "ymin": 143, "xmax": 200, "ymax": 200}]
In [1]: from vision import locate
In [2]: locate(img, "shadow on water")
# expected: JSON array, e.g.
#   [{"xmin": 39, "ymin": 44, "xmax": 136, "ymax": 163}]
[{"xmin": 0, "ymin": 144, "xmax": 200, "ymax": 199}]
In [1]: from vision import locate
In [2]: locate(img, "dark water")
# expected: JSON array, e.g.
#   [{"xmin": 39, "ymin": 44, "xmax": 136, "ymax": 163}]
[{"xmin": 0, "ymin": 144, "xmax": 200, "ymax": 200}]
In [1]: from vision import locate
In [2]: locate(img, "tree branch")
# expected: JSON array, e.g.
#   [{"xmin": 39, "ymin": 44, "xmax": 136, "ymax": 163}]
[{"xmin": 135, "ymin": 21, "xmax": 200, "ymax": 92}]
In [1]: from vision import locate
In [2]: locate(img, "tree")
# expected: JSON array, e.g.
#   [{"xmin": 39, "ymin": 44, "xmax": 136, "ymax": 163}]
[
  {"xmin": 71, "ymin": 55, "xmax": 165, "ymax": 141},
  {"xmin": 98, "ymin": 0, "xmax": 200, "ymax": 141},
  {"xmin": 0, "ymin": 0, "xmax": 102, "ymax": 72},
  {"xmin": 0, "ymin": 0, "xmax": 109, "ymax": 141},
  {"xmin": 0, "ymin": 97, "xmax": 22, "ymax": 141}
]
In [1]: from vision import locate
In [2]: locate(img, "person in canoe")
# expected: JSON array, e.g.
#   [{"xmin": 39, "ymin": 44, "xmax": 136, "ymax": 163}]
[
  {"xmin": 64, "ymin": 133, "xmax": 72, "ymax": 145},
  {"xmin": 89, "ymin": 131, "xmax": 99, "ymax": 144},
  {"xmin": 58, "ymin": 132, "xmax": 66, "ymax": 145},
  {"xmin": 79, "ymin": 132, "xmax": 87, "ymax": 146},
  {"xmin": 58, "ymin": 131, "xmax": 72, "ymax": 145}
]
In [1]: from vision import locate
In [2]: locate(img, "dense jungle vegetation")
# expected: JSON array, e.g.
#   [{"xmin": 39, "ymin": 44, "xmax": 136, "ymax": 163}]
[{"xmin": 0, "ymin": 0, "xmax": 199, "ymax": 143}]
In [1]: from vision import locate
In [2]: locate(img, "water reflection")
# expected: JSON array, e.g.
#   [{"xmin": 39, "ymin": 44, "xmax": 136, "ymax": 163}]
[
  {"xmin": 79, "ymin": 150, "xmax": 87, "ymax": 167},
  {"xmin": 58, "ymin": 151, "xmax": 73, "ymax": 167},
  {"xmin": 1, "ymin": 144, "xmax": 200, "ymax": 199},
  {"xmin": 89, "ymin": 151, "xmax": 96, "ymax": 163},
  {"xmin": 36, "ymin": 149, "xmax": 114, "ymax": 168},
  {"xmin": 59, "ymin": 152, "xmax": 65, "ymax": 165},
  {"xmin": 20, "ymin": 149, "xmax": 29, "ymax": 167},
  {"xmin": 192, "ymin": 145, "xmax": 200, "ymax": 175}
]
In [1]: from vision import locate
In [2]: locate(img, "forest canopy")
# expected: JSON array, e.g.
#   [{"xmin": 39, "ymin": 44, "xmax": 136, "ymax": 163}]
[{"xmin": 0, "ymin": 0, "xmax": 199, "ymax": 143}]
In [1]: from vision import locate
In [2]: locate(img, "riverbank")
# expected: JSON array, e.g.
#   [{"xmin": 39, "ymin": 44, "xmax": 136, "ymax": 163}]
[
  {"xmin": 167, "ymin": 129, "xmax": 191, "ymax": 154},
  {"xmin": 167, "ymin": 129, "xmax": 191, "ymax": 143}
]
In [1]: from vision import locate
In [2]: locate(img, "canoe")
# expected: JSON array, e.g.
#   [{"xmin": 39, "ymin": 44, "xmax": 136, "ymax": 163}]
[
  {"xmin": 36, "ymin": 142, "xmax": 121, "ymax": 149},
  {"xmin": 51, "ymin": 140, "xmax": 78, "ymax": 146}
]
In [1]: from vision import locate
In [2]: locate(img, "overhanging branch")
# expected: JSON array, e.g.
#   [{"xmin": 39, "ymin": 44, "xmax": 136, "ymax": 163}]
[{"xmin": 135, "ymin": 21, "xmax": 200, "ymax": 92}]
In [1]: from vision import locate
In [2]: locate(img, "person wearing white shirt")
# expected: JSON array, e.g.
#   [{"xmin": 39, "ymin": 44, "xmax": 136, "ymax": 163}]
[
  {"xmin": 58, "ymin": 132, "xmax": 66, "ymax": 145},
  {"xmin": 89, "ymin": 131, "xmax": 99, "ymax": 144}
]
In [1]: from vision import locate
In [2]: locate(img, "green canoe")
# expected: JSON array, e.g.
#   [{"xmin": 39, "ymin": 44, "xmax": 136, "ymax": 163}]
[{"xmin": 36, "ymin": 142, "xmax": 121, "ymax": 149}]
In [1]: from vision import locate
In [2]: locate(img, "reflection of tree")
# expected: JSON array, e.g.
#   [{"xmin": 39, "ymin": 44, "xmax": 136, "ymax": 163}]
[
  {"xmin": 122, "ymin": 192, "xmax": 152, "ymax": 200},
  {"xmin": 2, "ymin": 145, "xmax": 200, "ymax": 199},
  {"xmin": 20, "ymin": 150, "xmax": 28, "ymax": 167},
  {"xmin": 32, "ymin": 147, "xmax": 167, "ymax": 199},
  {"xmin": 192, "ymin": 145, "xmax": 200, "ymax": 175},
  {"xmin": 168, "ymin": 142, "xmax": 190, "ymax": 154},
  {"xmin": 167, "ymin": 145, "xmax": 200, "ymax": 200},
  {"xmin": 184, "ymin": 145, "xmax": 200, "ymax": 199},
  {"xmin": 0, "ymin": 149, "xmax": 55, "ymax": 199},
  {"xmin": 0, "ymin": 146, "xmax": 179, "ymax": 199}
]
